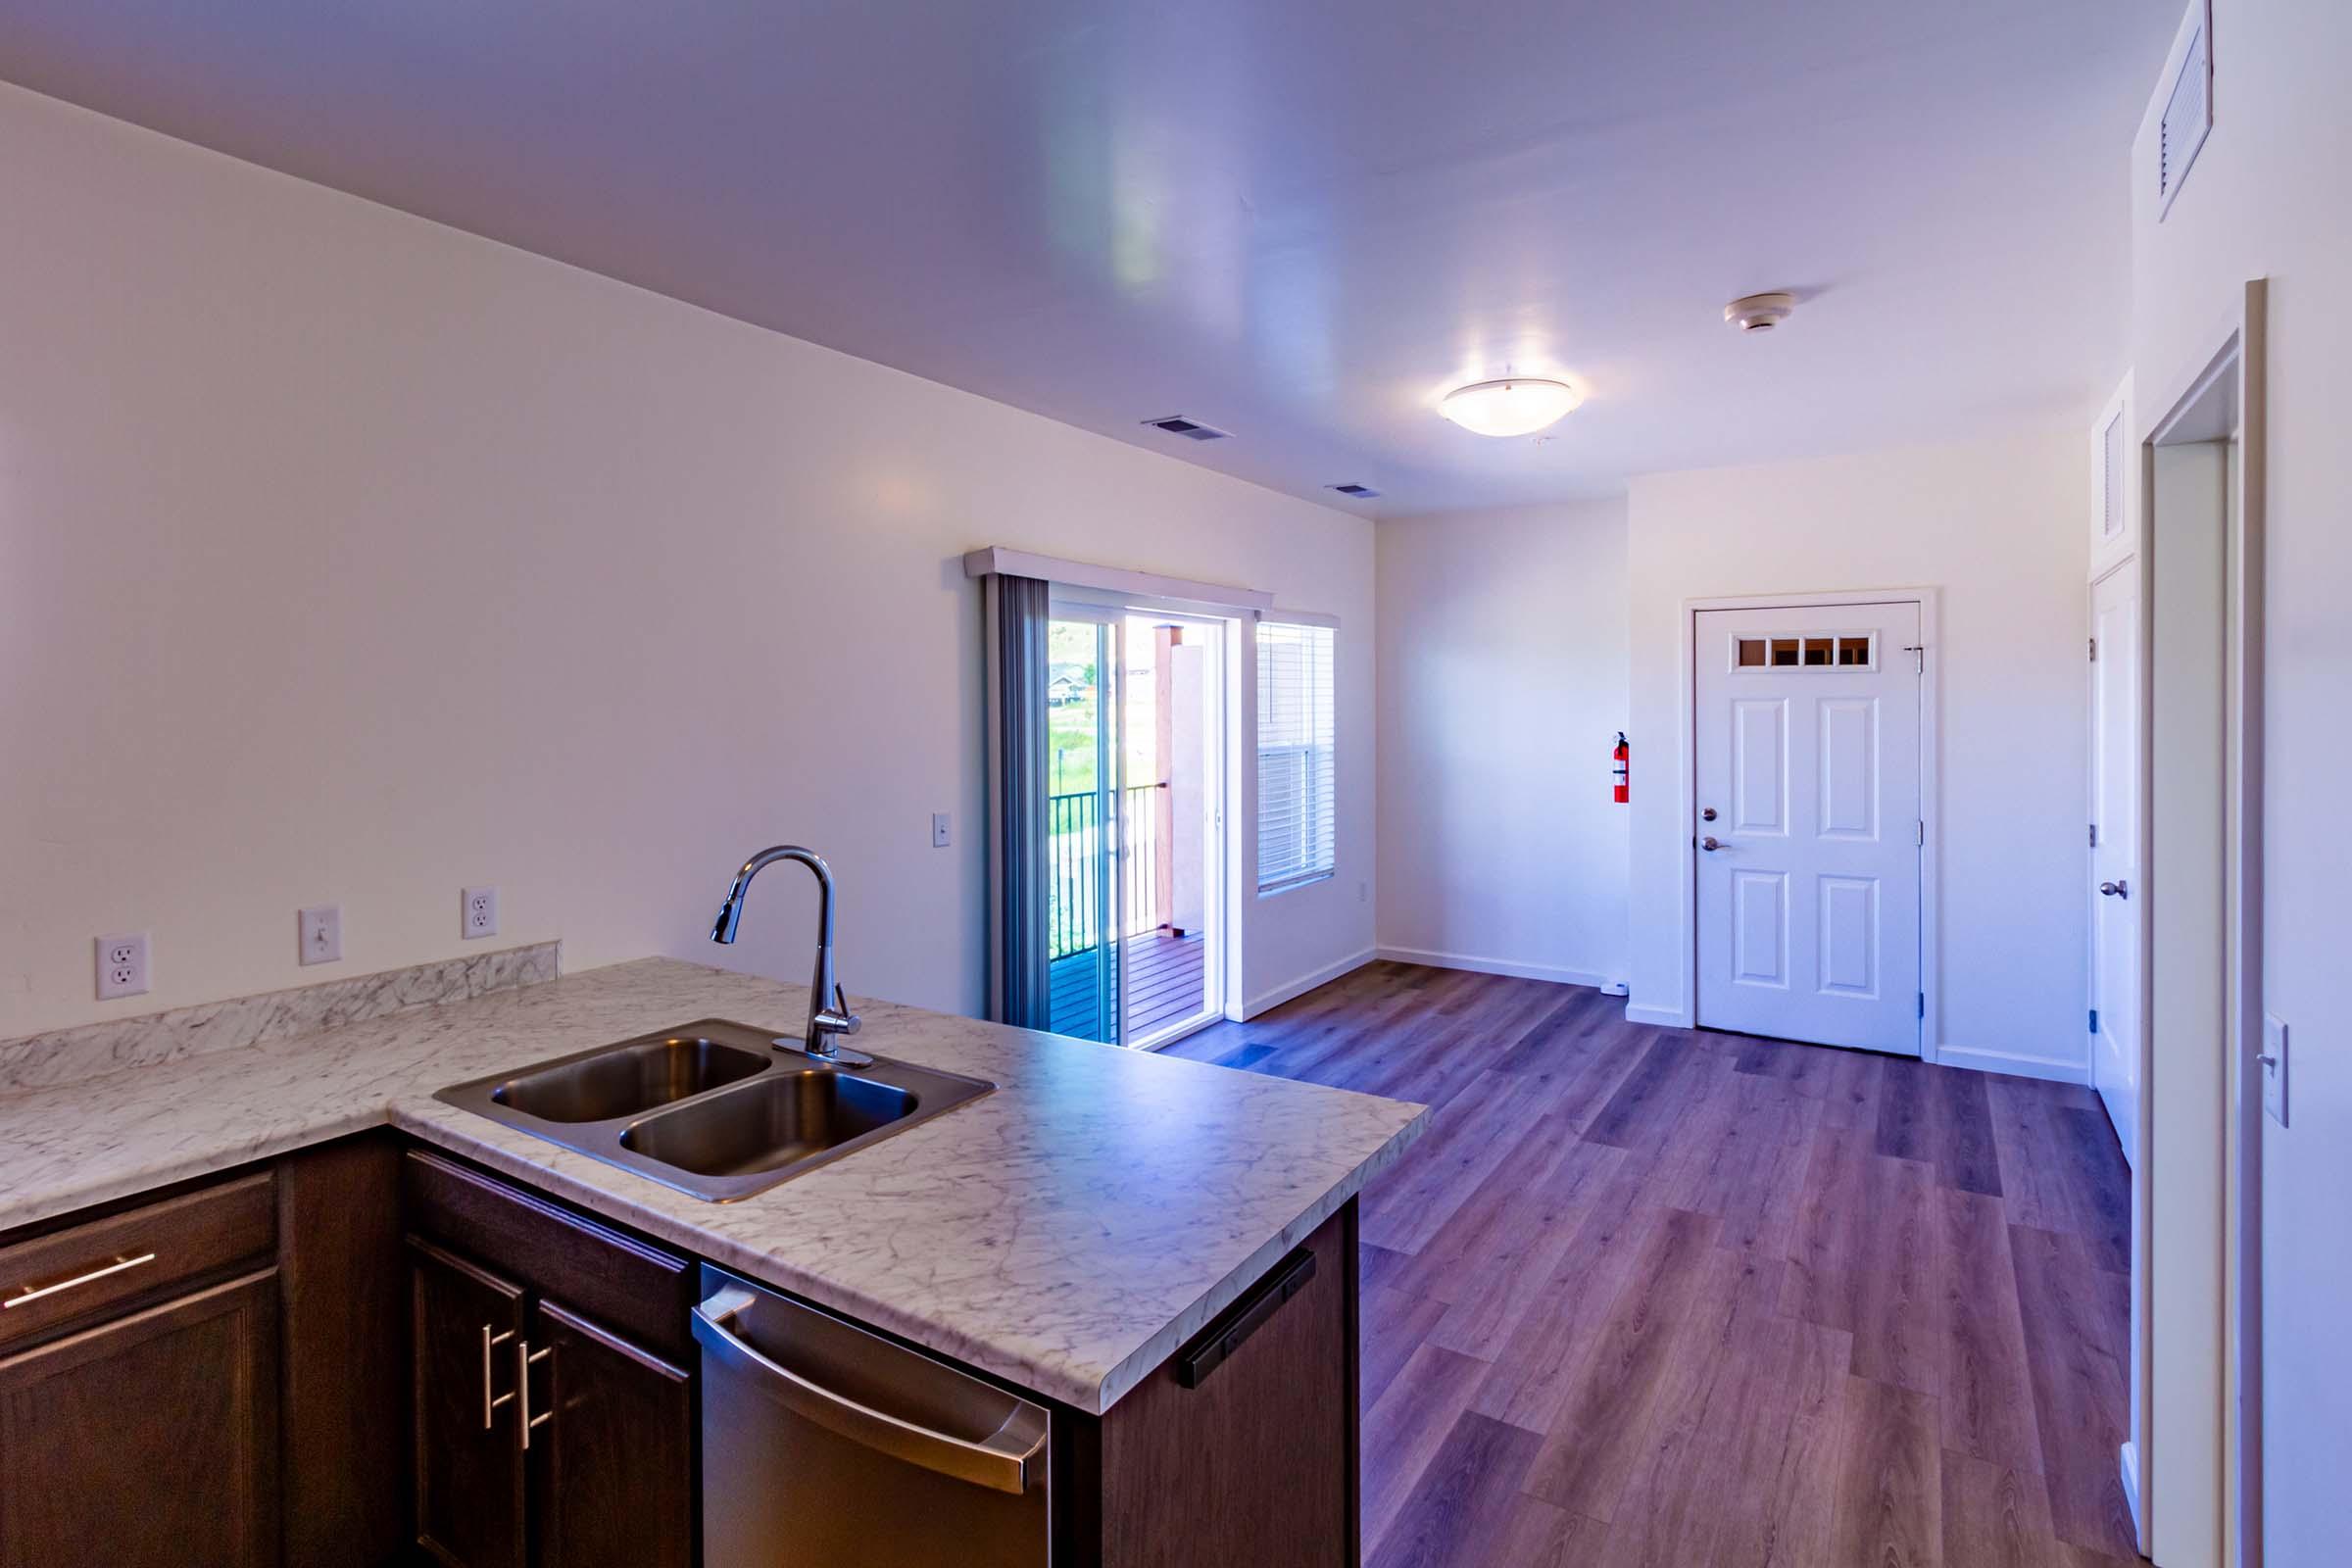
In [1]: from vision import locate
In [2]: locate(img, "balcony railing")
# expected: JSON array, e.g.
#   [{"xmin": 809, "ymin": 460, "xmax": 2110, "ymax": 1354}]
[{"xmin": 1047, "ymin": 784, "xmax": 1162, "ymax": 961}]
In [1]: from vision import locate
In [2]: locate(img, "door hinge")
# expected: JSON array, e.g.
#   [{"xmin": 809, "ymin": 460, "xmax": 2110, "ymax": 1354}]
[
  {"xmin": 2088, "ymin": 822, "xmax": 2098, "ymax": 849},
  {"xmin": 2088, "ymin": 636, "xmax": 2098, "ymax": 662},
  {"xmin": 2089, "ymin": 1007, "xmax": 2100, "ymax": 1033},
  {"xmin": 1916, "ymin": 819, "xmax": 1925, "ymax": 848},
  {"xmin": 1918, "ymin": 992, "xmax": 1926, "ymax": 1019}
]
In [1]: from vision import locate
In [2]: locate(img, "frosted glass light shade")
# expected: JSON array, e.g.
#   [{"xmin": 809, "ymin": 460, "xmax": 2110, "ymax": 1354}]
[{"xmin": 1438, "ymin": 377, "xmax": 1582, "ymax": 437}]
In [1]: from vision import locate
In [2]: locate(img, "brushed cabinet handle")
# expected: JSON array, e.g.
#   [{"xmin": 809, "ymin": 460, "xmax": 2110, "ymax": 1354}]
[
  {"xmin": 519, "ymin": 1341, "xmax": 554, "ymax": 1448},
  {"xmin": 4, "ymin": 1252, "xmax": 156, "ymax": 1309},
  {"xmin": 482, "ymin": 1325, "xmax": 515, "ymax": 1429}
]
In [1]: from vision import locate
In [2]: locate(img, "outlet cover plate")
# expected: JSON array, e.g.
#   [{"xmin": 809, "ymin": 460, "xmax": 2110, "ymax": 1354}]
[
  {"xmin": 95, "ymin": 932, "xmax": 150, "ymax": 1000},
  {"xmin": 462, "ymin": 886, "xmax": 498, "ymax": 940},
  {"xmin": 299, "ymin": 905, "xmax": 343, "ymax": 965},
  {"xmin": 2262, "ymin": 1013, "xmax": 2288, "ymax": 1127}
]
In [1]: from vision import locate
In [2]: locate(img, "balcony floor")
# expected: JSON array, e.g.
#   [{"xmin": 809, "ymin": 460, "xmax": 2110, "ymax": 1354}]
[{"xmin": 1048, "ymin": 927, "xmax": 1206, "ymax": 1043}]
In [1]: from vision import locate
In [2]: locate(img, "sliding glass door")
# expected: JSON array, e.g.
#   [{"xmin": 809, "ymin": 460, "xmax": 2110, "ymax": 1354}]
[
  {"xmin": 1042, "ymin": 608, "xmax": 1225, "ymax": 1048},
  {"xmin": 1046, "ymin": 612, "xmax": 1122, "ymax": 1042}
]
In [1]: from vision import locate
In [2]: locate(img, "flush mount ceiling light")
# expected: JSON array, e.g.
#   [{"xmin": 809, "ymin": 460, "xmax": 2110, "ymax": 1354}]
[{"xmin": 1437, "ymin": 376, "xmax": 1582, "ymax": 438}]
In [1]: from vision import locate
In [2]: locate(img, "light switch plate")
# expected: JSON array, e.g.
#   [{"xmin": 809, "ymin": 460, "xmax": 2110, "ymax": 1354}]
[
  {"xmin": 95, "ymin": 932, "xmax": 150, "ymax": 1000},
  {"xmin": 462, "ymin": 886, "xmax": 498, "ymax": 940},
  {"xmin": 932, "ymin": 812, "xmax": 952, "ymax": 849},
  {"xmin": 2262, "ymin": 1013, "xmax": 2288, "ymax": 1127},
  {"xmin": 299, "ymin": 905, "xmax": 343, "ymax": 965}
]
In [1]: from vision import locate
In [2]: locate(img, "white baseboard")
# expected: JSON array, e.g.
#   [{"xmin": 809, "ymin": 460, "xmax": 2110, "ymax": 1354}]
[
  {"xmin": 1623, "ymin": 1003, "xmax": 1692, "ymax": 1029},
  {"xmin": 1373, "ymin": 946, "xmax": 1609, "ymax": 989},
  {"xmin": 1241, "ymin": 947, "xmax": 1377, "ymax": 1020},
  {"xmin": 1935, "ymin": 1043, "xmax": 2092, "ymax": 1086}
]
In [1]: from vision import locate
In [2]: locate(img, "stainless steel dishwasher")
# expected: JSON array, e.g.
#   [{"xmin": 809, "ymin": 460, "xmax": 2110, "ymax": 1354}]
[{"xmin": 692, "ymin": 1265, "xmax": 1052, "ymax": 1566}]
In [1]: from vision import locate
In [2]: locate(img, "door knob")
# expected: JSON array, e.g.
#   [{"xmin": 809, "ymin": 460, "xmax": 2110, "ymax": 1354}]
[
  {"xmin": 1700, "ymin": 808, "xmax": 1718, "ymax": 822},
  {"xmin": 1701, "ymin": 836, "xmax": 1723, "ymax": 852},
  {"xmin": 2099, "ymin": 880, "xmax": 2130, "ymax": 898}
]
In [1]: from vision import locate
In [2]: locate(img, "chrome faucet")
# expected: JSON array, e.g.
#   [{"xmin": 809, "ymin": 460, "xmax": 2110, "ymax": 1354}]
[{"xmin": 710, "ymin": 846, "xmax": 867, "ymax": 1065}]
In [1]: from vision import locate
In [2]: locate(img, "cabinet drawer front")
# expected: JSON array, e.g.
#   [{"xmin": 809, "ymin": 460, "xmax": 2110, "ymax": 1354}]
[
  {"xmin": 402, "ymin": 1151, "xmax": 693, "ymax": 1359},
  {"xmin": 0, "ymin": 1172, "xmax": 275, "ymax": 1351}
]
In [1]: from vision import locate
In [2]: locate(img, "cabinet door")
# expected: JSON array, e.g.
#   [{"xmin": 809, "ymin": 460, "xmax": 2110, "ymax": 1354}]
[
  {"xmin": 410, "ymin": 1236, "xmax": 526, "ymax": 1568},
  {"xmin": 0, "ymin": 1269, "xmax": 280, "ymax": 1568},
  {"xmin": 527, "ymin": 1298, "xmax": 693, "ymax": 1568}
]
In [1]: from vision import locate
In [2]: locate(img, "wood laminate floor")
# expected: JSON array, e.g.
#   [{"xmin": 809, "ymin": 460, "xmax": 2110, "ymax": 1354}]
[{"xmin": 1167, "ymin": 962, "xmax": 2142, "ymax": 1568}]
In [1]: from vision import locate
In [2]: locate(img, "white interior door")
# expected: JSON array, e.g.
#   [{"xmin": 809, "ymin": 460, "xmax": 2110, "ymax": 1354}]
[
  {"xmin": 1694, "ymin": 604, "xmax": 1923, "ymax": 1054},
  {"xmin": 2089, "ymin": 566, "xmax": 2142, "ymax": 1165}
]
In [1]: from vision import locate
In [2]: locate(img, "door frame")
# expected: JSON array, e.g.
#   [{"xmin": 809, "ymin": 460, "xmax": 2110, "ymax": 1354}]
[
  {"xmin": 1674, "ymin": 587, "xmax": 1942, "ymax": 1058},
  {"xmin": 2126, "ymin": 277, "xmax": 2267, "ymax": 1568}
]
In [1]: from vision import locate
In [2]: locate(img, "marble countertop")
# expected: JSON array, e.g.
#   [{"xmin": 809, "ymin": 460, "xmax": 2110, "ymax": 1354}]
[{"xmin": 0, "ymin": 957, "xmax": 1426, "ymax": 1412}]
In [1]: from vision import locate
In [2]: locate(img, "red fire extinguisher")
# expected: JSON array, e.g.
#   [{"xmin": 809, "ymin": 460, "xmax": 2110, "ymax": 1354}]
[{"xmin": 1612, "ymin": 732, "xmax": 1630, "ymax": 804}]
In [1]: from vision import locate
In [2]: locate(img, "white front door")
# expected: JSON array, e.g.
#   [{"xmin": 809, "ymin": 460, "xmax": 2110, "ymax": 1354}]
[
  {"xmin": 2088, "ymin": 565, "xmax": 2142, "ymax": 1165},
  {"xmin": 1694, "ymin": 603, "xmax": 1923, "ymax": 1054}
]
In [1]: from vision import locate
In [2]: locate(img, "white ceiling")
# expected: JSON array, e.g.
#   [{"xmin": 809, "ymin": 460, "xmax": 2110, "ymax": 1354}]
[{"xmin": 0, "ymin": 1, "xmax": 2177, "ymax": 514}]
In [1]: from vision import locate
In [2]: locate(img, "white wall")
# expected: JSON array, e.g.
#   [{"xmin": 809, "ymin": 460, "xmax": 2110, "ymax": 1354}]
[
  {"xmin": 1624, "ymin": 430, "xmax": 2090, "ymax": 1079},
  {"xmin": 1375, "ymin": 501, "xmax": 1630, "ymax": 987},
  {"xmin": 2123, "ymin": 4, "xmax": 2352, "ymax": 1561},
  {"xmin": 0, "ymin": 81, "xmax": 1375, "ymax": 1039}
]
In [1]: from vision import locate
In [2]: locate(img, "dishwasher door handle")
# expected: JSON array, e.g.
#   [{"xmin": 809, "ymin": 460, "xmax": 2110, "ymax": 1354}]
[{"xmin": 692, "ymin": 1286, "xmax": 1048, "ymax": 1495}]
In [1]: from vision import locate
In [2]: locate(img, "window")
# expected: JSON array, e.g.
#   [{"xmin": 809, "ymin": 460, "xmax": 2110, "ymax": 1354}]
[
  {"xmin": 1734, "ymin": 632, "xmax": 1876, "ymax": 670},
  {"xmin": 1256, "ymin": 619, "xmax": 1336, "ymax": 893}
]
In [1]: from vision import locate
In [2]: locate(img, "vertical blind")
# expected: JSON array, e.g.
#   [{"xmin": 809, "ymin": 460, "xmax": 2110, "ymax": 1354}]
[{"xmin": 1256, "ymin": 619, "xmax": 1336, "ymax": 892}]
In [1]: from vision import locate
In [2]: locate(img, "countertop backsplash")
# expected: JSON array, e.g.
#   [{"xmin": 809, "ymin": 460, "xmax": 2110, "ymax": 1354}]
[{"xmin": 0, "ymin": 941, "xmax": 562, "ymax": 1095}]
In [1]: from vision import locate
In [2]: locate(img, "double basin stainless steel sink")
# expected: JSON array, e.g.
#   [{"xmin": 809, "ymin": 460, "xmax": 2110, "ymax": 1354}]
[{"xmin": 435, "ymin": 1017, "xmax": 995, "ymax": 1202}]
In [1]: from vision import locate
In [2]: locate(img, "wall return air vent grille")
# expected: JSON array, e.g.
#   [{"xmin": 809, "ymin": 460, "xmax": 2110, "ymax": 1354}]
[
  {"xmin": 1325, "ymin": 483, "xmax": 1381, "ymax": 499},
  {"xmin": 1142, "ymin": 416, "xmax": 1232, "ymax": 442},
  {"xmin": 2158, "ymin": 4, "xmax": 2213, "ymax": 219}
]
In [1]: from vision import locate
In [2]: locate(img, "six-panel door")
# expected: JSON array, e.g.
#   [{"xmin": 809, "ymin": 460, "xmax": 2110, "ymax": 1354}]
[{"xmin": 1694, "ymin": 604, "xmax": 1924, "ymax": 1054}]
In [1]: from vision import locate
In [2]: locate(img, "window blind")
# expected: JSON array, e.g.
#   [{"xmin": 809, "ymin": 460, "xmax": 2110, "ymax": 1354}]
[{"xmin": 1256, "ymin": 619, "xmax": 1336, "ymax": 892}]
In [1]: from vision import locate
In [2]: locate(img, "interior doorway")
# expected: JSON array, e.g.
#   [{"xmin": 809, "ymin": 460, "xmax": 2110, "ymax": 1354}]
[
  {"xmin": 1042, "ymin": 607, "xmax": 1227, "ymax": 1049},
  {"xmin": 2120, "ymin": 279, "xmax": 2266, "ymax": 1568}
]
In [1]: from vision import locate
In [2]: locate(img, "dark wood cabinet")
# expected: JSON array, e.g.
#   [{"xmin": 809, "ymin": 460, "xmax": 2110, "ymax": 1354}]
[
  {"xmin": 410, "ymin": 1236, "xmax": 528, "ymax": 1568},
  {"xmin": 0, "ymin": 1269, "xmax": 281, "ymax": 1568},
  {"xmin": 403, "ymin": 1152, "xmax": 696, "ymax": 1568},
  {"xmin": 1078, "ymin": 1202, "xmax": 1360, "ymax": 1568},
  {"xmin": 5, "ymin": 1137, "xmax": 1363, "ymax": 1568},
  {"xmin": 528, "ymin": 1298, "xmax": 694, "ymax": 1568}
]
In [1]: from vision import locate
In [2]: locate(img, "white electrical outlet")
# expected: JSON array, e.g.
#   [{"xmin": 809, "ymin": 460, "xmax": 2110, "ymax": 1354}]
[
  {"xmin": 932, "ymin": 812, "xmax": 953, "ymax": 848},
  {"xmin": 462, "ymin": 886, "xmax": 498, "ymax": 940},
  {"xmin": 95, "ymin": 932, "xmax": 150, "ymax": 1000},
  {"xmin": 299, "ymin": 905, "xmax": 343, "ymax": 965}
]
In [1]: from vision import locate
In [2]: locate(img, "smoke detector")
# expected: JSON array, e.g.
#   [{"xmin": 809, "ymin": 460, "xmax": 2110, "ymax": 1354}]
[{"xmin": 1723, "ymin": 292, "xmax": 1796, "ymax": 333}]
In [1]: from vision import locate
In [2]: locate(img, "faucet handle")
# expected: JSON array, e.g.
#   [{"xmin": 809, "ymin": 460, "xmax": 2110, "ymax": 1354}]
[{"xmin": 816, "ymin": 983, "xmax": 861, "ymax": 1037}]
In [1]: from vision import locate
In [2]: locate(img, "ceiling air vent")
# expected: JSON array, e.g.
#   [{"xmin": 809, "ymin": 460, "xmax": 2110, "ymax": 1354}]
[
  {"xmin": 2158, "ymin": 5, "xmax": 2213, "ymax": 219},
  {"xmin": 1142, "ymin": 416, "xmax": 1231, "ymax": 442},
  {"xmin": 1326, "ymin": 483, "xmax": 1381, "ymax": 499}
]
